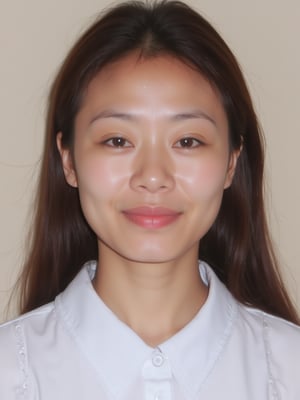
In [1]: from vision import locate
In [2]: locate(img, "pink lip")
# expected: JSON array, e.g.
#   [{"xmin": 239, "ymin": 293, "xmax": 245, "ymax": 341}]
[{"xmin": 122, "ymin": 207, "xmax": 182, "ymax": 229}]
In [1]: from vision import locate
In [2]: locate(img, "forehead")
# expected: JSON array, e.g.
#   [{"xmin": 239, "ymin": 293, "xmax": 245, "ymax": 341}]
[
  {"xmin": 84, "ymin": 52, "xmax": 220, "ymax": 98},
  {"xmin": 77, "ymin": 52, "xmax": 228, "ymax": 130}
]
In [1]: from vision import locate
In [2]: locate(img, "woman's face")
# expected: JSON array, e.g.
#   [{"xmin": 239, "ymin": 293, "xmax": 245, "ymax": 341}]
[{"xmin": 58, "ymin": 53, "xmax": 239, "ymax": 264}]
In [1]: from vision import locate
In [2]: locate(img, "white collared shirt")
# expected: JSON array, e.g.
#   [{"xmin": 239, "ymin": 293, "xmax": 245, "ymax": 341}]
[{"xmin": 0, "ymin": 261, "xmax": 300, "ymax": 400}]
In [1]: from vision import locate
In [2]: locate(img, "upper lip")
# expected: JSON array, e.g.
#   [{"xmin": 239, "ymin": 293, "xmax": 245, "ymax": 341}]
[{"xmin": 122, "ymin": 206, "xmax": 181, "ymax": 216}]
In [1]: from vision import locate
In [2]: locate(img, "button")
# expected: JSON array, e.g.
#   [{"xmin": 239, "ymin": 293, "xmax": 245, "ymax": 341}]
[{"xmin": 152, "ymin": 353, "xmax": 164, "ymax": 367}]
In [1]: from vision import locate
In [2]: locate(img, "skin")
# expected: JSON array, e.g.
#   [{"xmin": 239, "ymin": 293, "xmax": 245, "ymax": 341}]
[{"xmin": 57, "ymin": 52, "xmax": 240, "ymax": 346}]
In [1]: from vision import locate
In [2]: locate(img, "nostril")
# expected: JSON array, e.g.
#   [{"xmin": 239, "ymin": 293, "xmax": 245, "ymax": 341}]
[
  {"xmin": 131, "ymin": 177, "xmax": 174, "ymax": 193},
  {"xmin": 129, "ymin": 159, "xmax": 175, "ymax": 193}
]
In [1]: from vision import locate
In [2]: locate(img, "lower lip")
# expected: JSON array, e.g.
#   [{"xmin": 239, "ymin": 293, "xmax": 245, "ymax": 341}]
[{"xmin": 123, "ymin": 213, "xmax": 181, "ymax": 229}]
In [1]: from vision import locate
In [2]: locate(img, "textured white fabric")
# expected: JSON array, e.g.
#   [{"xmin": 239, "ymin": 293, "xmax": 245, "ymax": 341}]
[{"xmin": 0, "ymin": 261, "xmax": 300, "ymax": 400}]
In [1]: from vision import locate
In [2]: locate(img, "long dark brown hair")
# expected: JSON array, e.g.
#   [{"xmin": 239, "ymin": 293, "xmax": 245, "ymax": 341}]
[{"xmin": 17, "ymin": 0, "xmax": 299, "ymax": 323}]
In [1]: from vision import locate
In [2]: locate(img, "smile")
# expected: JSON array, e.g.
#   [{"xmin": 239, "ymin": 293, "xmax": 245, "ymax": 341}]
[{"xmin": 122, "ymin": 207, "xmax": 182, "ymax": 229}]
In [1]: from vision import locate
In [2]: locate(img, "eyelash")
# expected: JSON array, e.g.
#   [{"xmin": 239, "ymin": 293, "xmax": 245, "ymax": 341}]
[
  {"xmin": 174, "ymin": 137, "xmax": 204, "ymax": 149},
  {"xmin": 101, "ymin": 136, "xmax": 204, "ymax": 149},
  {"xmin": 102, "ymin": 137, "xmax": 132, "ymax": 148}
]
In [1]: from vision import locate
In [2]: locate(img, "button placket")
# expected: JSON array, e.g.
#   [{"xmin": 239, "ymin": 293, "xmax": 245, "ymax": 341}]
[{"xmin": 143, "ymin": 349, "xmax": 172, "ymax": 400}]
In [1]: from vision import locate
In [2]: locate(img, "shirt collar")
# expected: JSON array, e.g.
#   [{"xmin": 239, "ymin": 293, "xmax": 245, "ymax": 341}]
[
  {"xmin": 55, "ymin": 260, "xmax": 237, "ymax": 399},
  {"xmin": 160, "ymin": 262, "xmax": 238, "ymax": 398}
]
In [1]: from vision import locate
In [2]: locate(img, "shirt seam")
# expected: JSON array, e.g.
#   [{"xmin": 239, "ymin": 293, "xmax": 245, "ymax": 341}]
[
  {"xmin": 0, "ymin": 305, "xmax": 53, "ymax": 329},
  {"xmin": 13, "ymin": 321, "xmax": 30, "ymax": 399},
  {"xmin": 245, "ymin": 306, "xmax": 300, "ymax": 330},
  {"xmin": 262, "ymin": 313, "xmax": 281, "ymax": 400}
]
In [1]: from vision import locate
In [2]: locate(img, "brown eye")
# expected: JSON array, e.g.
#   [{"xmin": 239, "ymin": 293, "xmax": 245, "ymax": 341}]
[
  {"xmin": 103, "ymin": 137, "xmax": 132, "ymax": 148},
  {"xmin": 175, "ymin": 137, "xmax": 203, "ymax": 148}
]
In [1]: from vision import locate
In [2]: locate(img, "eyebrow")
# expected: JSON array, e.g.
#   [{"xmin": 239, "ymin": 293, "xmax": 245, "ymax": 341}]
[
  {"xmin": 89, "ymin": 109, "xmax": 216, "ymax": 126},
  {"xmin": 170, "ymin": 111, "xmax": 216, "ymax": 125}
]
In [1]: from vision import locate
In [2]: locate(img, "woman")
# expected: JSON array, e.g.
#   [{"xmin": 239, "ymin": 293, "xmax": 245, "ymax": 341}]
[{"xmin": 0, "ymin": 1, "xmax": 299, "ymax": 399}]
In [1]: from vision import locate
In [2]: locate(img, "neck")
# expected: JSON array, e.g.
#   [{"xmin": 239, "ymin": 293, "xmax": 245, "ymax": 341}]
[{"xmin": 93, "ymin": 248, "xmax": 208, "ymax": 347}]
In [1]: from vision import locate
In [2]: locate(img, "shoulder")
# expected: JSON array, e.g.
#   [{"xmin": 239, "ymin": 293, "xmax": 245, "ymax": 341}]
[
  {"xmin": 0, "ymin": 303, "xmax": 54, "ymax": 399},
  {"xmin": 263, "ymin": 311, "xmax": 300, "ymax": 346},
  {"xmin": 260, "ymin": 311, "xmax": 300, "ymax": 373},
  {"xmin": 238, "ymin": 305, "xmax": 300, "ymax": 397},
  {"xmin": 241, "ymin": 306, "xmax": 300, "ymax": 351},
  {"xmin": 0, "ymin": 302, "xmax": 55, "ymax": 338}
]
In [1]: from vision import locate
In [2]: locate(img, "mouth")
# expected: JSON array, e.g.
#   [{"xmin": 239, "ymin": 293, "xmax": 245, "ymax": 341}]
[{"xmin": 122, "ymin": 206, "xmax": 182, "ymax": 229}]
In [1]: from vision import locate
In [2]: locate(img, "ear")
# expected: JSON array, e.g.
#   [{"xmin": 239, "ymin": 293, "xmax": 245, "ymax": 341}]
[
  {"xmin": 56, "ymin": 132, "xmax": 78, "ymax": 188},
  {"xmin": 224, "ymin": 146, "xmax": 242, "ymax": 189}
]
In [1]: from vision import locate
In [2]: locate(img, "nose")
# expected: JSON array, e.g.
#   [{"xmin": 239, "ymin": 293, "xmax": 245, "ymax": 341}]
[{"xmin": 129, "ymin": 148, "xmax": 175, "ymax": 193}]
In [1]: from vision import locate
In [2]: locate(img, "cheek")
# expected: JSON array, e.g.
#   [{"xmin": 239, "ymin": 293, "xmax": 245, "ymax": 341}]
[
  {"xmin": 74, "ymin": 157, "xmax": 129, "ymax": 234},
  {"xmin": 177, "ymin": 155, "xmax": 229, "ymax": 200},
  {"xmin": 76, "ymin": 156, "xmax": 129, "ymax": 199},
  {"xmin": 74, "ymin": 158, "xmax": 128, "ymax": 236}
]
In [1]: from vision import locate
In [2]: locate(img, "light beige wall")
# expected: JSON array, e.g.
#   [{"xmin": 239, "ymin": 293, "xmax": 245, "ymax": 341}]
[{"xmin": 0, "ymin": 0, "xmax": 299, "ymax": 322}]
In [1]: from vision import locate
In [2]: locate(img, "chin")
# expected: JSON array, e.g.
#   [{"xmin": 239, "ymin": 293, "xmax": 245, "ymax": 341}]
[{"xmin": 122, "ymin": 251, "xmax": 180, "ymax": 265}]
